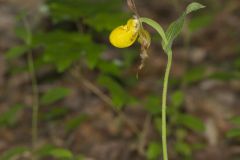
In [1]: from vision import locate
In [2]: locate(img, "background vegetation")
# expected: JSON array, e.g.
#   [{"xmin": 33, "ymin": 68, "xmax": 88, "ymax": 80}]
[{"xmin": 0, "ymin": 0, "xmax": 240, "ymax": 159}]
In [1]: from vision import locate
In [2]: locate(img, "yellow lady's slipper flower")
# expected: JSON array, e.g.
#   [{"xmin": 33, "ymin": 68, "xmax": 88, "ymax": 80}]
[
  {"xmin": 109, "ymin": 18, "xmax": 140, "ymax": 48},
  {"xmin": 109, "ymin": 17, "xmax": 151, "ymax": 72}
]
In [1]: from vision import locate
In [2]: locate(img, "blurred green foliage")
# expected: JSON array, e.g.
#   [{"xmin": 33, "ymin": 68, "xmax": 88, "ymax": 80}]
[
  {"xmin": 37, "ymin": 0, "xmax": 135, "ymax": 108},
  {"xmin": 227, "ymin": 117, "xmax": 240, "ymax": 139},
  {"xmin": 47, "ymin": 0, "xmax": 128, "ymax": 29},
  {"xmin": 6, "ymin": 0, "xmax": 135, "ymax": 110},
  {"xmin": 0, "ymin": 146, "xmax": 29, "ymax": 160},
  {"xmin": 65, "ymin": 114, "xmax": 89, "ymax": 133},
  {"xmin": 40, "ymin": 87, "xmax": 71, "ymax": 105},
  {"xmin": 147, "ymin": 142, "xmax": 162, "ymax": 160},
  {"xmin": 0, "ymin": 104, "xmax": 25, "ymax": 127},
  {"xmin": 37, "ymin": 144, "xmax": 85, "ymax": 159},
  {"xmin": 146, "ymin": 90, "xmax": 205, "ymax": 159}
]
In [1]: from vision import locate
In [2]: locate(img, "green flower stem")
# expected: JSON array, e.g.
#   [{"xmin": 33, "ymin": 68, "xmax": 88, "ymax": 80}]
[
  {"xmin": 140, "ymin": 17, "xmax": 171, "ymax": 160},
  {"xmin": 161, "ymin": 50, "xmax": 172, "ymax": 160}
]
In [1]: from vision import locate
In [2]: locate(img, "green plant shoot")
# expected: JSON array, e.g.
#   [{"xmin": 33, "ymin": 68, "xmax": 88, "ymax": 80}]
[{"xmin": 109, "ymin": 1, "xmax": 205, "ymax": 160}]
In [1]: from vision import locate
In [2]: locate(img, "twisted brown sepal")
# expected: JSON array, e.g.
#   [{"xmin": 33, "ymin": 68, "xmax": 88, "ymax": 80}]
[
  {"xmin": 127, "ymin": 0, "xmax": 151, "ymax": 76},
  {"xmin": 127, "ymin": 0, "xmax": 138, "ymax": 16},
  {"xmin": 138, "ymin": 29, "xmax": 151, "ymax": 70}
]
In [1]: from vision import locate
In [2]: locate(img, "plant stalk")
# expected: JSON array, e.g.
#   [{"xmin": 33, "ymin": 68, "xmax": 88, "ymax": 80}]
[
  {"xmin": 27, "ymin": 51, "xmax": 39, "ymax": 153},
  {"xmin": 139, "ymin": 17, "xmax": 171, "ymax": 160},
  {"xmin": 23, "ymin": 16, "xmax": 39, "ymax": 159},
  {"xmin": 162, "ymin": 50, "xmax": 172, "ymax": 160}
]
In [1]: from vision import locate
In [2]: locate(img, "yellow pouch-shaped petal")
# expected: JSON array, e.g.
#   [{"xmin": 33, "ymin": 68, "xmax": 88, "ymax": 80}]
[{"xmin": 109, "ymin": 19, "xmax": 139, "ymax": 48}]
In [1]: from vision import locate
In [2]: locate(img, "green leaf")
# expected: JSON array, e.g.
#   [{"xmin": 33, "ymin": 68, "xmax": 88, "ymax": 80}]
[
  {"xmin": 171, "ymin": 90, "xmax": 184, "ymax": 108},
  {"xmin": 0, "ymin": 146, "xmax": 29, "ymax": 160},
  {"xmin": 0, "ymin": 104, "xmax": 25, "ymax": 126},
  {"xmin": 65, "ymin": 114, "xmax": 89, "ymax": 132},
  {"xmin": 146, "ymin": 142, "xmax": 162, "ymax": 160},
  {"xmin": 33, "ymin": 31, "xmax": 104, "ymax": 72},
  {"xmin": 178, "ymin": 114, "xmax": 205, "ymax": 132},
  {"xmin": 5, "ymin": 45, "xmax": 29, "ymax": 59},
  {"xmin": 165, "ymin": 2, "xmax": 205, "ymax": 52},
  {"xmin": 15, "ymin": 26, "xmax": 30, "ymax": 44},
  {"xmin": 175, "ymin": 141, "xmax": 192, "ymax": 157},
  {"xmin": 165, "ymin": 15, "xmax": 185, "ymax": 51},
  {"xmin": 176, "ymin": 129, "xmax": 187, "ymax": 140},
  {"xmin": 37, "ymin": 144, "xmax": 84, "ymax": 159},
  {"xmin": 154, "ymin": 118, "xmax": 162, "ymax": 134},
  {"xmin": 41, "ymin": 87, "xmax": 71, "ymax": 105},
  {"xmin": 186, "ymin": 2, "xmax": 205, "ymax": 14},
  {"xmin": 140, "ymin": 17, "xmax": 167, "ymax": 46},
  {"xmin": 85, "ymin": 45, "xmax": 106, "ymax": 69},
  {"xmin": 43, "ymin": 107, "xmax": 69, "ymax": 120},
  {"xmin": 230, "ymin": 116, "xmax": 240, "ymax": 125},
  {"xmin": 226, "ymin": 128, "xmax": 240, "ymax": 138},
  {"xmin": 48, "ymin": 0, "xmax": 126, "ymax": 31},
  {"xmin": 84, "ymin": 12, "xmax": 129, "ymax": 32},
  {"xmin": 234, "ymin": 58, "xmax": 240, "ymax": 69},
  {"xmin": 36, "ymin": 144, "xmax": 56, "ymax": 158},
  {"xmin": 97, "ymin": 61, "xmax": 122, "ymax": 76},
  {"xmin": 208, "ymin": 71, "xmax": 240, "ymax": 81},
  {"xmin": 49, "ymin": 148, "xmax": 73, "ymax": 159},
  {"xmin": 97, "ymin": 75, "xmax": 129, "ymax": 109},
  {"xmin": 144, "ymin": 95, "xmax": 161, "ymax": 115},
  {"xmin": 183, "ymin": 66, "xmax": 206, "ymax": 84}
]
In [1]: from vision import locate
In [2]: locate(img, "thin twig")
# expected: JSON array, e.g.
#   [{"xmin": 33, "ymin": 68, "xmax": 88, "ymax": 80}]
[
  {"xmin": 23, "ymin": 16, "xmax": 39, "ymax": 159},
  {"xmin": 70, "ymin": 66, "xmax": 140, "ymax": 134},
  {"xmin": 138, "ymin": 115, "xmax": 151, "ymax": 156}
]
